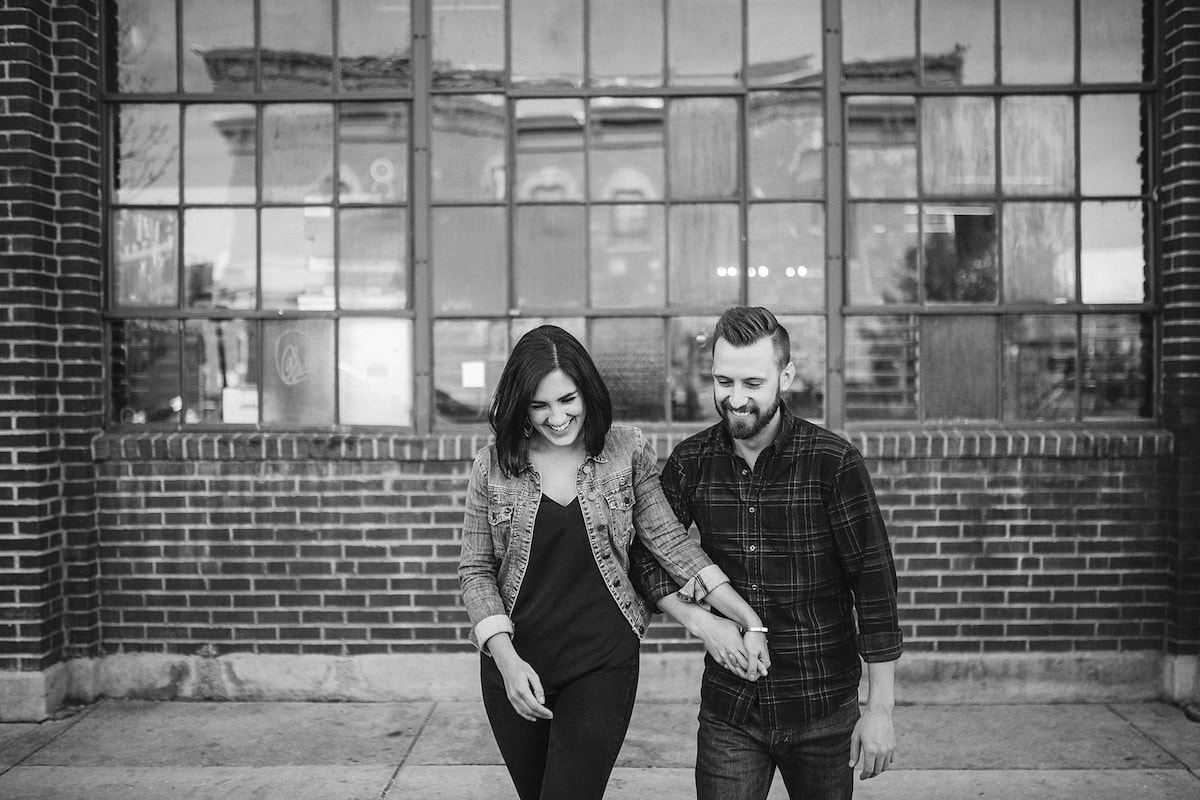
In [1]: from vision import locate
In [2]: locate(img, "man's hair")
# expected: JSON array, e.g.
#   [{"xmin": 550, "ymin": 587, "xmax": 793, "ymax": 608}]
[
  {"xmin": 489, "ymin": 325, "xmax": 613, "ymax": 477},
  {"xmin": 712, "ymin": 306, "xmax": 791, "ymax": 369}
]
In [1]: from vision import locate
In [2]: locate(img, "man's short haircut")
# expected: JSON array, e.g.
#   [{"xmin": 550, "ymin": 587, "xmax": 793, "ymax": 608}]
[{"xmin": 713, "ymin": 306, "xmax": 791, "ymax": 369}]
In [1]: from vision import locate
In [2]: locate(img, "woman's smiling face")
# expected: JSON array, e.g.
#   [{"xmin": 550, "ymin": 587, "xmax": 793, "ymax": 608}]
[{"xmin": 528, "ymin": 369, "xmax": 586, "ymax": 450}]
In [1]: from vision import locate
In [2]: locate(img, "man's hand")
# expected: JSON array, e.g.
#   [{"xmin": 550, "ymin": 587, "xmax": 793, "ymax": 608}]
[{"xmin": 849, "ymin": 705, "xmax": 895, "ymax": 780}]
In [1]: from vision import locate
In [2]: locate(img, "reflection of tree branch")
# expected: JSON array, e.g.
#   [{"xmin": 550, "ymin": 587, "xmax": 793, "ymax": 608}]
[{"xmin": 114, "ymin": 15, "xmax": 178, "ymax": 196}]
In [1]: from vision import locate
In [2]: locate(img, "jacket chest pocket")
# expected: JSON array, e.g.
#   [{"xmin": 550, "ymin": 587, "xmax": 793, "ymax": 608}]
[
  {"xmin": 487, "ymin": 502, "xmax": 515, "ymax": 559},
  {"xmin": 602, "ymin": 485, "xmax": 635, "ymax": 549}
]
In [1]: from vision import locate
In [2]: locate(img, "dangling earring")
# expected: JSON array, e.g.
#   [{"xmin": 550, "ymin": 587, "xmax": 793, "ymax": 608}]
[{"xmin": 522, "ymin": 419, "xmax": 533, "ymax": 438}]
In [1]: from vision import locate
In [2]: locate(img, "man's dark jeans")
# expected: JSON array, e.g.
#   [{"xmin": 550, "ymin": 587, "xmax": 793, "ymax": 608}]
[{"xmin": 696, "ymin": 695, "xmax": 860, "ymax": 800}]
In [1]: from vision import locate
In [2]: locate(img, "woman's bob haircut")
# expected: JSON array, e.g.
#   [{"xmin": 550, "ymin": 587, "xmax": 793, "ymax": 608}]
[{"xmin": 489, "ymin": 325, "xmax": 613, "ymax": 477}]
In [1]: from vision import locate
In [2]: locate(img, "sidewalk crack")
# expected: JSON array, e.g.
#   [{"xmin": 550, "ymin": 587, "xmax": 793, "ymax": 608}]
[
  {"xmin": 1105, "ymin": 702, "xmax": 1193, "ymax": 770},
  {"xmin": 377, "ymin": 701, "xmax": 438, "ymax": 800},
  {"xmin": 0, "ymin": 698, "xmax": 103, "ymax": 779}
]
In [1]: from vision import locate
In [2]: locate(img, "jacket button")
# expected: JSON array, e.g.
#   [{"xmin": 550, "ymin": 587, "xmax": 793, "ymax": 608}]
[
  {"xmin": 602, "ymin": 550, "xmax": 612, "ymax": 559},
  {"xmin": 612, "ymin": 578, "xmax": 620, "ymax": 587},
  {"xmin": 598, "ymin": 524, "xmax": 607, "ymax": 532}
]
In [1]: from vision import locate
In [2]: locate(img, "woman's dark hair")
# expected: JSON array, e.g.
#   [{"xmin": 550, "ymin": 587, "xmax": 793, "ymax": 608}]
[
  {"xmin": 489, "ymin": 325, "xmax": 613, "ymax": 477},
  {"xmin": 712, "ymin": 306, "xmax": 791, "ymax": 369}
]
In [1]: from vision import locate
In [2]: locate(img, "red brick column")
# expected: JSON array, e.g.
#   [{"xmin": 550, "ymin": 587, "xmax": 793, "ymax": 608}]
[{"xmin": 0, "ymin": 1, "xmax": 103, "ymax": 719}]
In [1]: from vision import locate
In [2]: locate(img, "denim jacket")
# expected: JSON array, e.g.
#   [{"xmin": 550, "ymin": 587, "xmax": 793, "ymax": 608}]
[{"xmin": 458, "ymin": 425, "xmax": 729, "ymax": 651}]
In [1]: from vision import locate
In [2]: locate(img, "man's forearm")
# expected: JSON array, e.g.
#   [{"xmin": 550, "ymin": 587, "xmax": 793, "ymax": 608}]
[{"xmin": 864, "ymin": 658, "xmax": 896, "ymax": 711}]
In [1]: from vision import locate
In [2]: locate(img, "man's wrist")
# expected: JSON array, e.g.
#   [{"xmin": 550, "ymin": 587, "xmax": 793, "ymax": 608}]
[{"xmin": 741, "ymin": 626, "xmax": 768, "ymax": 635}]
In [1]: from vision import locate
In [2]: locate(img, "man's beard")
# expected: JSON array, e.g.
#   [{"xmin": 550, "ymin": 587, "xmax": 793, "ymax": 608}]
[{"xmin": 717, "ymin": 392, "xmax": 781, "ymax": 440}]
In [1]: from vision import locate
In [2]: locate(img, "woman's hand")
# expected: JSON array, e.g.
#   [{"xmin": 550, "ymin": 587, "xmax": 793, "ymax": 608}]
[
  {"xmin": 693, "ymin": 614, "xmax": 759, "ymax": 681},
  {"xmin": 742, "ymin": 630, "xmax": 770, "ymax": 678},
  {"xmin": 487, "ymin": 634, "xmax": 553, "ymax": 722}
]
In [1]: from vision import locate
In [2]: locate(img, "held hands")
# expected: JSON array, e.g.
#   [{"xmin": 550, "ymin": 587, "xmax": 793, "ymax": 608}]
[
  {"xmin": 692, "ymin": 615, "xmax": 769, "ymax": 681},
  {"xmin": 849, "ymin": 705, "xmax": 895, "ymax": 780}
]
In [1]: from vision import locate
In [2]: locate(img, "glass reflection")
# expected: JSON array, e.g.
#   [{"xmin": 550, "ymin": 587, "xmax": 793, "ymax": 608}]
[
  {"xmin": 1001, "ymin": 96, "xmax": 1074, "ymax": 195},
  {"xmin": 845, "ymin": 316, "xmax": 918, "ymax": 420},
  {"xmin": 261, "ymin": 207, "xmax": 335, "ymax": 310},
  {"xmin": 591, "ymin": 318, "xmax": 666, "ymax": 420},
  {"xmin": 846, "ymin": 203, "xmax": 918, "ymax": 305},
  {"xmin": 515, "ymin": 100, "xmax": 585, "ymax": 202},
  {"xmin": 182, "ymin": 319, "xmax": 259, "ymax": 424},
  {"xmin": 339, "ymin": 208, "xmax": 407, "ymax": 310},
  {"xmin": 434, "ymin": 320, "xmax": 507, "ymax": 425},
  {"xmin": 261, "ymin": 0, "xmax": 334, "ymax": 92},
  {"xmin": 510, "ymin": 318, "xmax": 587, "ymax": 345},
  {"xmin": 1081, "ymin": 314, "xmax": 1152, "ymax": 419},
  {"xmin": 431, "ymin": 95, "xmax": 506, "ymax": 202},
  {"xmin": 182, "ymin": 0, "xmax": 254, "ymax": 93},
  {"xmin": 590, "ymin": 205, "xmax": 665, "ymax": 308},
  {"xmin": 116, "ymin": 105, "xmax": 180, "ymax": 205},
  {"xmin": 262, "ymin": 319, "xmax": 334, "ymax": 425},
  {"xmin": 778, "ymin": 315, "xmax": 826, "ymax": 420},
  {"xmin": 1080, "ymin": 95, "xmax": 1144, "ymax": 197},
  {"xmin": 339, "ymin": 318, "xmax": 412, "ymax": 426},
  {"xmin": 1003, "ymin": 315, "xmax": 1076, "ymax": 420},
  {"xmin": 111, "ymin": 319, "xmax": 182, "ymax": 424},
  {"xmin": 748, "ymin": 0, "xmax": 821, "ymax": 85},
  {"xmin": 1003, "ymin": 203, "xmax": 1075, "ymax": 304},
  {"xmin": 922, "ymin": 97, "xmax": 995, "ymax": 196},
  {"xmin": 112, "ymin": 0, "xmax": 177, "ymax": 93},
  {"xmin": 589, "ymin": 98, "xmax": 664, "ymax": 202},
  {"xmin": 842, "ymin": 0, "xmax": 916, "ymax": 85},
  {"xmin": 923, "ymin": 205, "xmax": 998, "ymax": 303},
  {"xmin": 590, "ymin": 0, "xmax": 663, "ymax": 87},
  {"xmin": 432, "ymin": 0, "xmax": 504, "ymax": 89},
  {"xmin": 921, "ymin": 316, "xmax": 998, "ymax": 419},
  {"xmin": 338, "ymin": 0, "xmax": 411, "ymax": 92},
  {"xmin": 512, "ymin": 0, "xmax": 584, "ymax": 87},
  {"xmin": 432, "ymin": 207, "xmax": 507, "ymax": 313},
  {"xmin": 670, "ymin": 316, "xmax": 720, "ymax": 422},
  {"xmin": 668, "ymin": 205, "xmax": 740, "ymax": 307},
  {"xmin": 1080, "ymin": 201, "xmax": 1146, "ymax": 304},
  {"xmin": 922, "ymin": 0, "xmax": 994, "ymax": 86},
  {"xmin": 339, "ymin": 103, "xmax": 408, "ymax": 203},
  {"xmin": 262, "ymin": 104, "xmax": 335, "ymax": 204},
  {"xmin": 669, "ymin": 98, "xmax": 739, "ymax": 199},
  {"xmin": 183, "ymin": 104, "xmax": 256, "ymax": 204},
  {"xmin": 114, "ymin": 210, "xmax": 178, "ymax": 307},
  {"xmin": 1001, "ymin": 0, "xmax": 1073, "ymax": 84},
  {"xmin": 748, "ymin": 204, "xmax": 825, "ymax": 309},
  {"xmin": 749, "ymin": 92, "xmax": 823, "ymax": 199},
  {"xmin": 1081, "ymin": 0, "xmax": 1146, "ymax": 83},
  {"xmin": 668, "ymin": 0, "xmax": 741, "ymax": 86},
  {"xmin": 515, "ymin": 206, "xmax": 587, "ymax": 309},
  {"xmin": 846, "ymin": 96, "xmax": 917, "ymax": 198},
  {"xmin": 184, "ymin": 208, "xmax": 256, "ymax": 309}
]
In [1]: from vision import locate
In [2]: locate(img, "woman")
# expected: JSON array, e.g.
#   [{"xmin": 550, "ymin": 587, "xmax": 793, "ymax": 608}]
[{"xmin": 458, "ymin": 325, "xmax": 767, "ymax": 800}]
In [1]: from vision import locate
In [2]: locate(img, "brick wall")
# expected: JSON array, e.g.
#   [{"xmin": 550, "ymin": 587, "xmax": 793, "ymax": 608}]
[{"xmin": 0, "ymin": 1, "xmax": 103, "ymax": 677}]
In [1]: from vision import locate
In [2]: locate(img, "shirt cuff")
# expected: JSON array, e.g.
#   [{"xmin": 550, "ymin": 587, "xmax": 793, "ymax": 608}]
[
  {"xmin": 472, "ymin": 614, "xmax": 515, "ymax": 654},
  {"xmin": 677, "ymin": 564, "xmax": 730, "ymax": 605},
  {"xmin": 857, "ymin": 631, "xmax": 904, "ymax": 662}
]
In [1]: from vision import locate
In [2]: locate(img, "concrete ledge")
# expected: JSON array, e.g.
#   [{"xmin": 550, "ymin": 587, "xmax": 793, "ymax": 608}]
[
  {"xmin": 0, "ymin": 663, "xmax": 67, "ymax": 722},
  {"xmin": 63, "ymin": 652, "xmax": 1165, "ymax": 706},
  {"xmin": 1162, "ymin": 654, "xmax": 1199, "ymax": 703}
]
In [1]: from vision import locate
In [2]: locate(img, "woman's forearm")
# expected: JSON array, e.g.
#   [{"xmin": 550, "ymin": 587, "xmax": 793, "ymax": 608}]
[{"xmin": 701, "ymin": 582, "xmax": 763, "ymax": 630}]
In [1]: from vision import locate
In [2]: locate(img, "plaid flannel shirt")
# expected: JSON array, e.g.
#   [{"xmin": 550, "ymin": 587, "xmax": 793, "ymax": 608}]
[{"xmin": 631, "ymin": 404, "xmax": 903, "ymax": 729}]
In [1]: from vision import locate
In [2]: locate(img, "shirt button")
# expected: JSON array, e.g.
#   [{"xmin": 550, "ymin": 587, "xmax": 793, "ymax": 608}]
[
  {"xmin": 749, "ymin": 545, "xmax": 757, "ymax": 552},
  {"xmin": 748, "ymin": 506, "xmax": 756, "ymax": 513},
  {"xmin": 741, "ymin": 469, "xmax": 749, "ymax": 476},
  {"xmin": 751, "ymin": 584, "xmax": 759, "ymax": 591}
]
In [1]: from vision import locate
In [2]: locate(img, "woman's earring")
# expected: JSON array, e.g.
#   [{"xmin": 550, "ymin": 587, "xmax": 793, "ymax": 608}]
[{"xmin": 522, "ymin": 420, "xmax": 533, "ymax": 438}]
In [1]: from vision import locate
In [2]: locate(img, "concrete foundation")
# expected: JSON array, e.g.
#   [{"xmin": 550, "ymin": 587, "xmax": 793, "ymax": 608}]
[{"xmin": 0, "ymin": 663, "xmax": 67, "ymax": 722}]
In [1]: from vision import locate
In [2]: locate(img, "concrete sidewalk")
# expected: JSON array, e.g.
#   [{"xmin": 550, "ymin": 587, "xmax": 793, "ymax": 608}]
[{"xmin": 1, "ymin": 698, "xmax": 1197, "ymax": 800}]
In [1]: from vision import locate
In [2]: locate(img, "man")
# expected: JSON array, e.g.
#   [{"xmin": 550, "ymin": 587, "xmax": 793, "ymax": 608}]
[{"xmin": 632, "ymin": 306, "xmax": 902, "ymax": 800}]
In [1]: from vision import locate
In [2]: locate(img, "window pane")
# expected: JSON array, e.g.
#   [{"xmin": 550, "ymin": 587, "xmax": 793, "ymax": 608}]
[
  {"xmin": 111, "ymin": 320, "xmax": 181, "ymax": 424},
  {"xmin": 514, "ymin": 206, "xmax": 587, "ymax": 309},
  {"xmin": 921, "ymin": 316, "xmax": 998, "ymax": 418},
  {"xmin": 922, "ymin": 97, "xmax": 995, "ymax": 196},
  {"xmin": 338, "ymin": 0, "xmax": 411, "ymax": 92},
  {"xmin": 847, "ymin": 203, "xmax": 918, "ymax": 305},
  {"xmin": 922, "ymin": 0, "xmax": 994, "ymax": 85},
  {"xmin": 846, "ymin": 96, "xmax": 917, "ymax": 198},
  {"xmin": 261, "ymin": 0, "xmax": 333, "ymax": 92},
  {"xmin": 1082, "ymin": 315, "xmax": 1152, "ymax": 419},
  {"xmin": 669, "ymin": 316, "xmax": 720, "ymax": 423},
  {"xmin": 431, "ymin": 95, "xmax": 506, "ymax": 202},
  {"xmin": 182, "ymin": 0, "xmax": 254, "ymax": 93},
  {"xmin": 434, "ymin": 320, "xmax": 507, "ymax": 425},
  {"xmin": 184, "ymin": 208, "xmax": 257, "ymax": 309},
  {"xmin": 1081, "ymin": 0, "xmax": 1146, "ymax": 83},
  {"xmin": 842, "ymin": 0, "xmax": 916, "ymax": 85},
  {"xmin": 668, "ymin": 204, "xmax": 740, "ymax": 307},
  {"xmin": 339, "ymin": 208, "xmax": 407, "ymax": 310},
  {"xmin": 183, "ymin": 319, "xmax": 260, "ymax": 424},
  {"xmin": 1080, "ymin": 201, "xmax": 1146, "ymax": 304},
  {"xmin": 1003, "ymin": 315, "xmax": 1076, "ymax": 420},
  {"xmin": 590, "ymin": 204, "xmax": 666, "ymax": 308},
  {"xmin": 339, "ymin": 103, "xmax": 409, "ymax": 204},
  {"xmin": 432, "ymin": 207, "xmax": 507, "ymax": 313},
  {"xmin": 112, "ymin": 0, "xmax": 177, "ymax": 93},
  {"xmin": 748, "ymin": 204, "xmax": 825, "ymax": 309},
  {"xmin": 262, "ymin": 319, "xmax": 335, "ymax": 425},
  {"xmin": 1000, "ymin": 0, "xmax": 1073, "ymax": 84},
  {"xmin": 845, "ymin": 316, "xmax": 918, "ymax": 420},
  {"xmin": 749, "ymin": 92, "xmax": 823, "ymax": 200},
  {"xmin": 1001, "ymin": 96, "xmax": 1074, "ymax": 195},
  {"xmin": 589, "ymin": 98, "xmax": 664, "ymax": 202},
  {"xmin": 431, "ymin": 0, "xmax": 505, "ymax": 89},
  {"xmin": 668, "ymin": 0, "xmax": 741, "ymax": 86},
  {"xmin": 591, "ymin": 318, "xmax": 666, "ymax": 421},
  {"xmin": 1080, "ymin": 95, "xmax": 1144, "ymax": 197},
  {"xmin": 511, "ymin": 317, "xmax": 587, "ymax": 344},
  {"xmin": 515, "ymin": 99, "xmax": 586, "ymax": 201},
  {"xmin": 183, "ymin": 104, "xmax": 256, "ymax": 204},
  {"xmin": 778, "ymin": 315, "xmax": 826, "ymax": 421},
  {"xmin": 748, "ymin": 0, "xmax": 821, "ymax": 85},
  {"xmin": 1003, "ymin": 202, "xmax": 1075, "ymax": 304},
  {"xmin": 924, "ymin": 205, "xmax": 998, "ymax": 303},
  {"xmin": 669, "ymin": 98, "xmax": 739, "ymax": 199},
  {"xmin": 590, "ymin": 0, "xmax": 663, "ymax": 87},
  {"xmin": 115, "ymin": 104, "xmax": 180, "ymax": 204},
  {"xmin": 339, "ymin": 318, "xmax": 413, "ymax": 426},
  {"xmin": 114, "ymin": 209, "xmax": 178, "ymax": 307},
  {"xmin": 512, "ymin": 0, "xmax": 584, "ymax": 88},
  {"xmin": 261, "ymin": 207, "xmax": 335, "ymax": 310},
  {"xmin": 262, "ymin": 104, "xmax": 335, "ymax": 204}
]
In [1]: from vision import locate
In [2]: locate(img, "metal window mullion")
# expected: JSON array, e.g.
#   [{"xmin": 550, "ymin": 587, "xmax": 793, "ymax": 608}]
[
  {"xmin": 824, "ymin": 0, "xmax": 845, "ymax": 431},
  {"xmin": 1072, "ymin": 91, "xmax": 1082, "ymax": 421},
  {"xmin": 412, "ymin": 0, "xmax": 433, "ymax": 433},
  {"xmin": 739, "ymin": 0, "xmax": 749, "ymax": 306}
]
